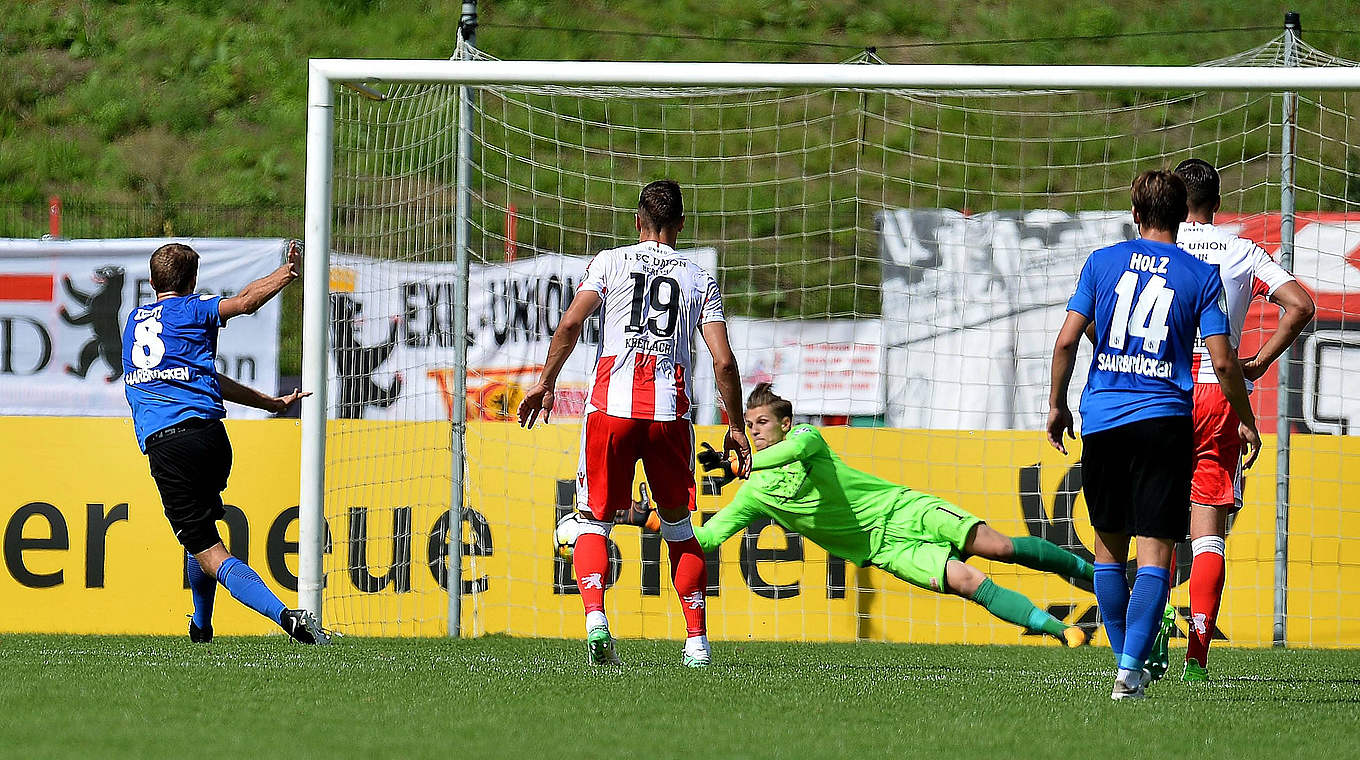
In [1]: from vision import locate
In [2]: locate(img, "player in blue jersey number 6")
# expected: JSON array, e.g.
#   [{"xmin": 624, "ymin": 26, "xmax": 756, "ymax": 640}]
[
  {"xmin": 1047, "ymin": 171, "xmax": 1259, "ymax": 700},
  {"xmin": 122, "ymin": 241, "xmax": 328, "ymax": 644}
]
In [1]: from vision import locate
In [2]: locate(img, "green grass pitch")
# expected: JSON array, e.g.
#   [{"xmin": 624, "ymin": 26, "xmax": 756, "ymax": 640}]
[{"xmin": 2, "ymin": 635, "xmax": 1357, "ymax": 759}]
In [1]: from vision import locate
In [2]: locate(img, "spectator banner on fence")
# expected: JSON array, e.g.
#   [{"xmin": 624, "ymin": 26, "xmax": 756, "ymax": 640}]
[
  {"xmin": 878, "ymin": 210, "xmax": 1360, "ymax": 434},
  {"xmin": 728, "ymin": 318, "xmax": 884, "ymax": 417},
  {"xmin": 0, "ymin": 237, "xmax": 285, "ymax": 418},
  {"xmin": 327, "ymin": 249, "xmax": 718, "ymax": 422}
]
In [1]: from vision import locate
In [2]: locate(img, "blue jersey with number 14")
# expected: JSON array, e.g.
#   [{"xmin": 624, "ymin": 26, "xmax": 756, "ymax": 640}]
[
  {"xmin": 1067, "ymin": 238, "xmax": 1228, "ymax": 435},
  {"xmin": 122, "ymin": 294, "xmax": 226, "ymax": 452}
]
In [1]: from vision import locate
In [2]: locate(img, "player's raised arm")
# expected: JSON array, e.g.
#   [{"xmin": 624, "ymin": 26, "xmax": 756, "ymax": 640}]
[
  {"xmin": 218, "ymin": 373, "xmax": 311, "ymax": 415},
  {"xmin": 219, "ymin": 240, "xmax": 302, "ymax": 321},
  {"xmin": 700, "ymin": 319, "xmax": 751, "ymax": 477},
  {"xmin": 517, "ymin": 288, "xmax": 601, "ymax": 428}
]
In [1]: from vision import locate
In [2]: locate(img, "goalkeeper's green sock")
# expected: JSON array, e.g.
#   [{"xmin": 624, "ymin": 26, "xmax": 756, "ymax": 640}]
[
  {"xmin": 972, "ymin": 578, "xmax": 1068, "ymax": 637},
  {"xmin": 1010, "ymin": 536, "xmax": 1095, "ymax": 581}
]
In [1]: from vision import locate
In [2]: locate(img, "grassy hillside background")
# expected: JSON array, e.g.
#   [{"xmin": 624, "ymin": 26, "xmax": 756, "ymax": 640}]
[
  {"xmin": 4, "ymin": 1, "xmax": 1359, "ymax": 222},
  {"xmin": 2, "ymin": 1, "xmax": 1358, "ymax": 374}
]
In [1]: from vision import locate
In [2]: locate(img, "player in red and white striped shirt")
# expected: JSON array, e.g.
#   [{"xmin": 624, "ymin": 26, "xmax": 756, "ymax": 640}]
[
  {"xmin": 1172, "ymin": 159, "xmax": 1315, "ymax": 682},
  {"xmin": 518, "ymin": 180, "xmax": 751, "ymax": 668}
]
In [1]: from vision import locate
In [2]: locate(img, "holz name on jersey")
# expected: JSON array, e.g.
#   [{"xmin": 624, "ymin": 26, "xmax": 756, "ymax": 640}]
[{"xmin": 1128, "ymin": 253, "xmax": 1169, "ymax": 274}]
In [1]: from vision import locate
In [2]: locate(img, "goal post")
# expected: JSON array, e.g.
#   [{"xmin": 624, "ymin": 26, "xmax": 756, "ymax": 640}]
[{"xmin": 301, "ymin": 45, "xmax": 1360, "ymax": 644}]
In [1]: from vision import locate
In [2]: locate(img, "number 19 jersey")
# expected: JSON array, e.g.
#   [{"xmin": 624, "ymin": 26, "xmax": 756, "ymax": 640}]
[
  {"xmin": 1066, "ymin": 238, "xmax": 1229, "ymax": 435},
  {"xmin": 579, "ymin": 240, "xmax": 725, "ymax": 421}
]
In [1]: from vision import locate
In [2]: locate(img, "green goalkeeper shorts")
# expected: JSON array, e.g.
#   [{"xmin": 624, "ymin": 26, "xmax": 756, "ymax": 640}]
[{"xmin": 867, "ymin": 490, "xmax": 983, "ymax": 594}]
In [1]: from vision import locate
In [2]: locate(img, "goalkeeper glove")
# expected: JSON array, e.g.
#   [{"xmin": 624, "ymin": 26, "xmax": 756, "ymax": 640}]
[
  {"xmin": 613, "ymin": 483, "xmax": 660, "ymax": 531},
  {"xmin": 697, "ymin": 442, "xmax": 736, "ymax": 487}
]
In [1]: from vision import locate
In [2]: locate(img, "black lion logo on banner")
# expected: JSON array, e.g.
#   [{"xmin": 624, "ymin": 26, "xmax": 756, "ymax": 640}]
[
  {"xmin": 60, "ymin": 265, "xmax": 125, "ymax": 382},
  {"xmin": 330, "ymin": 293, "xmax": 402, "ymax": 419}
]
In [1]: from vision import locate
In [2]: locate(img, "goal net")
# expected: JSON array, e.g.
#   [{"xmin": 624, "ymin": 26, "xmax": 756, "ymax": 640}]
[{"xmin": 307, "ymin": 35, "xmax": 1360, "ymax": 647}]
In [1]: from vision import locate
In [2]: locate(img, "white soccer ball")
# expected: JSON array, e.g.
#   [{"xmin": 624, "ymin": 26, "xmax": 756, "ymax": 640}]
[{"xmin": 554, "ymin": 511, "xmax": 588, "ymax": 559}]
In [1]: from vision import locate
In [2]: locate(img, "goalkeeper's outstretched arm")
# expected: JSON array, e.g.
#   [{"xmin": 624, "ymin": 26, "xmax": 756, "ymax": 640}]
[
  {"xmin": 749, "ymin": 425, "xmax": 828, "ymax": 470},
  {"xmin": 692, "ymin": 488, "xmax": 765, "ymax": 554}
]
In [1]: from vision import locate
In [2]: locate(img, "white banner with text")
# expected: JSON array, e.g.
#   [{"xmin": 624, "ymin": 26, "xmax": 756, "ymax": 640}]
[{"xmin": 0, "ymin": 237, "xmax": 285, "ymax": 418}]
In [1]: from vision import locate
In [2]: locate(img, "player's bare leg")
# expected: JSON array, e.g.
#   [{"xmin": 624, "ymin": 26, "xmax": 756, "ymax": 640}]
[
  {"xmin": 658, "ymin": 503, "xmax": 710, "ymax": 667},
  {"xmin": 1184, "ymin": 502, "xmax": 1230, "ymax": 681},
  {"xmin": 942, "ymin": 559, "xmax": 1086, "ymax": 647},
  {"xmin": 963, "ymin": 524, "xmax": 1095, "ymax": 584}
]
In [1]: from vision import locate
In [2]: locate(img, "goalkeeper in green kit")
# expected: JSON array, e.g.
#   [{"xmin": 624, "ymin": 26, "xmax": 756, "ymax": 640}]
[{"xmin": 636, "ymin": 383, "xmax": 1095, "ymax": 645}]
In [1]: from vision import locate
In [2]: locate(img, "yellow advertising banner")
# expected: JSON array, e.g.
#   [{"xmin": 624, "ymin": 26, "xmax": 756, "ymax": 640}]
[
  {"xmin": 2, "ymin": 418, "xmax": 1357, "ymax": 647},
  {"xmin": 0, "ymin": 417, "xmax": 304, "ymax": 636}
]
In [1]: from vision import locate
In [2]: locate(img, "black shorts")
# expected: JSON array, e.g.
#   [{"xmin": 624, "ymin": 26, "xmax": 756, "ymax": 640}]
[
  {"xmin": 1081, "ymin": 415, "xmax": 1193, "ymax": 541},
  {"xmin": 145, "ymin": 418, "xmax": 233, "ymax": 555}
]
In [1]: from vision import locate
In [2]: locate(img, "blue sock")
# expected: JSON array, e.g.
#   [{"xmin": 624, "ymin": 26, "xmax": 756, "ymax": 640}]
[
  {"xmin": 1118, "ymin": 565, "xmax": 1172, "ymax": 672},
  {"xmin": 216, "ymin": 556, "xmax": 286, "ymax": 625},
  {"xmin": 186, "ymin": 552, "xmax": 217, "ymax": 629},
  {"xmin": 1093, "ymin": 562, "xmax": 1130, "ymax": 662}
]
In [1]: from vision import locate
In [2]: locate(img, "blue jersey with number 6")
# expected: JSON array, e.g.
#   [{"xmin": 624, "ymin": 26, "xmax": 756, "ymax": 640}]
[
  {"xmin": 1067, "ymin": 238, "xmax": 1229, "ymax": 435},
  {"xmin": 122, "ymin": 294, "xmax": 226, "ymax": 452}
]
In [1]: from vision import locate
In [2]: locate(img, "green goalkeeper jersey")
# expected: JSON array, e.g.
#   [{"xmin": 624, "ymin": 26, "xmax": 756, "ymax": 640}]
[{"xmin": 693, "ymin": 425, "xmax": 909, "ymax": 566}]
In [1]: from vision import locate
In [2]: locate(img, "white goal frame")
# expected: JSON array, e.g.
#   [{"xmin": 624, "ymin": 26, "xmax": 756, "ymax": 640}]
[{"xmin": 300, "ymin": 49, "xmax": 1360, "ymax": 640}]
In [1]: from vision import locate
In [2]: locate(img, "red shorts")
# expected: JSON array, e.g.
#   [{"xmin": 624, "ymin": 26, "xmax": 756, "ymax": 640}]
[
  {"xmin": 576, "ymin": 411, "xmax": 695, "ymax": 521},
  {"xmin": 1191, "ymin": 383, "xmax": 1245, "ymax": 509}
]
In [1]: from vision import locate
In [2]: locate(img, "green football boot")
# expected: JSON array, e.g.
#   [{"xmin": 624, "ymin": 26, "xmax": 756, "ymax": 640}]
[
  {"xmin": 1144, "ymin": 604, "xmax": 1176, "ymax": 681},
  {"xmin": 586, "ymin": 625, "xmax": 622, "ymax": 666},
  {"xmin": 1183, "ymin": 659, "xmax": 1209, "ymax": 683}
]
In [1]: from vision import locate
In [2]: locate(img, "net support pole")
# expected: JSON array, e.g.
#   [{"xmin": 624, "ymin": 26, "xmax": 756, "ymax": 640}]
[
  {"xmin": 447, "ymin": 3, "xmax": 477, "ymax": 638},
  {"xmin": 299, "ymin": 66, "xmax": 335, "ymax": 622},
  {"xmin": 1273, "ymin": 10, "xmax": 1301, "ymax": 648}
]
